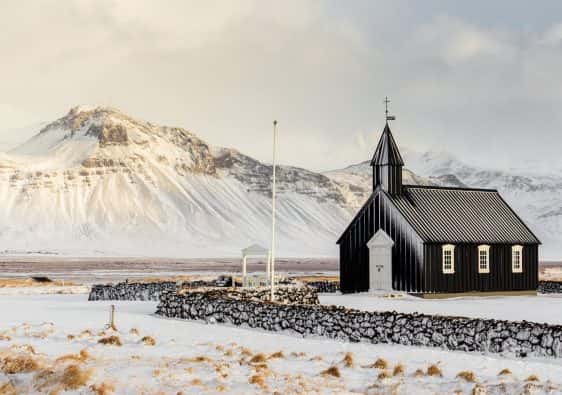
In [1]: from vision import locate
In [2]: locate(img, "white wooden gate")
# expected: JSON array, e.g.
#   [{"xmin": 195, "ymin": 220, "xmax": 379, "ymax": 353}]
[{"xmin": 367, "ymin": 230, "xmax": 393, "ymax": 291}]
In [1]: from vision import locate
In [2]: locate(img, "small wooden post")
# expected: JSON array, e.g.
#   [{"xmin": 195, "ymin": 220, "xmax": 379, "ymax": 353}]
[{"xmin": 109, "ymin": 304, "xmax": 117, "ymax": 331}]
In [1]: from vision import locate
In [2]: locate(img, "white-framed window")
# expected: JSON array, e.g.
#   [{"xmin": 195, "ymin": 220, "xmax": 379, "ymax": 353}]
[
  {"xmin": 442, "ymin": 244, "xmax": 455, "ymax": 274},
  {"xmin": 512, "ymin": 245, "xmax": 523, "ymax": 273},
  {"xmin": 478, "ymin": 245, "xmax": 490, "ymax": 274}
]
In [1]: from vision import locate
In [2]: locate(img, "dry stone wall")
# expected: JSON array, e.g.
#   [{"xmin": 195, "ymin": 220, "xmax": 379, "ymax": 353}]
[
  {"xmin": 88, "ymin": 281, "xmax": 317, "ymax": 304},
  {"xmin": 538, "ymin": 281, "xmax": 562, "ymax": 294},
  {"xmin": 156, "ymin": 289, "xmax": 562, "ymax": 359}
]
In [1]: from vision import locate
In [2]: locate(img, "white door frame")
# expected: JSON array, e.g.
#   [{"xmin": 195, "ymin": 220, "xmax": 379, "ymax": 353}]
[{"xmin": 366, "ymin": 229, "xmax": 394, "ymax": 291}]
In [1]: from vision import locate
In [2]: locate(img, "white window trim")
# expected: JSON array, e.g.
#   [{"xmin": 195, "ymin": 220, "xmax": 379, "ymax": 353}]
[
  {"xmin": 512, "ymin": 245, "xmax": 523, "ymax": 273},
  {"xmin": 478, "ymin": 245, "xmax": 490, "ymax": 274},
  {"xmin": 442, "ymin": 244, "xmax": 455, "ymax": 274}
]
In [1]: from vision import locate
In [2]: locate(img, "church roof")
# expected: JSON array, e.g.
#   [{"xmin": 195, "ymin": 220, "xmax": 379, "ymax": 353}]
[
  {"xmin": 370, "ymin": 123, "xmax": 404, "ymax": 166},
  {"xmin": 385, "ymin": 185, "xmax": 541, "ymax": 244}
]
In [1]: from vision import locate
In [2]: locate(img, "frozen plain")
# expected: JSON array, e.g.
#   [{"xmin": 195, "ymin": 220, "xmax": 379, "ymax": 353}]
[{"xmin": 1, "ymin": 292, "xmax": 562, "ymax": 394}]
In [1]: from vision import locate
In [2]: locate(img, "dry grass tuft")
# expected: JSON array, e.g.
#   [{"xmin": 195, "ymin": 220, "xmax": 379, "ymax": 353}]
[
  {"xmin": 526, "ymin": 375, "xmax": 540, "ymax": 382},
  {"xmin": 290, "ymin": 351, "xmax": 307, "ymax": 358},
  {"xmin": 188, "ymin": 356, "xmax": 212, "ymax": 363},
  {"xmin": 393, "ymin": 364, "xmax": 405, "ymax": 376},
  {"xmin": 0, "ymin": 335, "xmax": 11, "ymax": 342},
  {"xmin": 249, "ymin": 374, "xmax": 267, "ymax": 389},
  {"xmin": 413, "ymin": 369, "xmax": 425, "ymax": 378},
  {"xmin": 190, "ymin": 378, "xmax": 202, "ymax": 386},
  {"xmin": 365, "ymin": 358, "xmax": 388, "ymax": 370},
  {"xmin": 0, "ymin": 382, "xmax": 17, "ymax": 395},
  {"xmin": 215, "ymin": 384, "xmax": 228, "ymax": 392},
  {"xmin": 66, "ymin": 335, "xmax": 75, "ymax": 341},
  {"xmin": 309, "ymin": 355, "xmax": 323, "ymax": 361},
  {"xmin": 498, "ymin": 368, "xmax": 512, "ymax": 376},
  {"xmin": 457, "ymin": 371, "xmax": 477, "ymax": 382},
  {"xmin": 251, "ymin": 363, "xmax": 269, "ymax": 372},
  {"xmin": 141, "ymin": 336, "xmax": 156, "ymax": 346},
  {"xmin": 378, "ymin": 370, "xmax": 392, "ymax": 380},
  {"xmin": 79, "ymin": 330, "xmax": 93, "ymax": 338},
  {"xmin": 60, "ymin": 364, "xmax": 93, "ymax": 390},
  {"xmin": 1, "ymin": 355, "xmax": 40, "ymax": 374},
  {"xmin": 240, "ymin": 348, "xmax": 253, "ymax": 357},
  {"xmin": 55, "ymin": 349, "xmax": 90, "ymax": 365},
  {"xmin": 269, "ymin": 351, "xmax": 284, "ymax": 359},
  {"xmin": 90, "ymin": 382, "xmax": 115, "ymax": 395},
  {"xmin": 249, "ymin": 353, "xmax": 267, "ymax": 364},
  {"xmin": 129, "ymin": 328, "xmax": 140, "ymax": 336},
  {"xmin": 471, "ymin": 384, "xmax": 487, "ymax": 395},
  {"xmin": 320, "ymin": 366, "xmax": 341, "ymax": 378},
  {"xmin": 342, "ymin": 352, "xmax": 354, "ymax": 367},
  {"xmin": 98, "ymin": 336, "xmax": 122, "ymax": 347},
  {"xmin": 427, "ymin": 364, "xmax": 443, "ymax": 377}
]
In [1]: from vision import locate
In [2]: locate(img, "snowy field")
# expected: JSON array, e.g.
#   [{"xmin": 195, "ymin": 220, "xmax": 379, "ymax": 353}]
[
  {"xmin": 320, "ymin": 293, "xmax": 562, "ymax": 325},
  {"xmin": 2, "ymin": 294, "xmax": 562, "ymax": 394}
]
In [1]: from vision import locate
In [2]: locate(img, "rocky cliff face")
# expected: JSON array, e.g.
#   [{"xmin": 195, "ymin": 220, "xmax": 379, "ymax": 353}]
[{"xmin": 0, "ymin": 106, "xmax": 357, "ymax": 257}]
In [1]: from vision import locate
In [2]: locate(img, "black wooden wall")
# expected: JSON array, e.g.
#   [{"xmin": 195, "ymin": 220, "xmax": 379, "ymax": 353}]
[
  {"xmin": 339, "ymin": 190, "xmax": 424, "ymax": 293},
  {"xmin": 423, "ymin": 243, "xmax": 539, "ymax": 293}
]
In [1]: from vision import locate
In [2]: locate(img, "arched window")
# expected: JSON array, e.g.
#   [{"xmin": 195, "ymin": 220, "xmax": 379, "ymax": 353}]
[
  {"xmin": 478, "ymin": 245, "xmax": 490, "ymax": 274},
  {"xmin": 442, "ymin": 244, "xmax": 455, "ymax": 274},
  {"xmin": 512, "ymin": 245, "xmax": 523, "ymax": 273}
]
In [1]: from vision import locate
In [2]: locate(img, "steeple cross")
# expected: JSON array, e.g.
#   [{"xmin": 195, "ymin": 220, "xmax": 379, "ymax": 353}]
[
  {"xmin": 384, "ymin": 96, "xmax": 395, "ymax": 121},
  {"xmin": 384, "ymin": 96, "xmax": 390, "ymax": 118}
]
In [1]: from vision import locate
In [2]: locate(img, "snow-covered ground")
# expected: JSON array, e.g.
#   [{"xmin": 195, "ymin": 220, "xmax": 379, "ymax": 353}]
[
  {"xmin": 320, "ymin": 293, "xmax": 562, "ymax": 325},
  {"xmin": 2, "ymin": 294, "xmax": 562, "ymax": 394}
]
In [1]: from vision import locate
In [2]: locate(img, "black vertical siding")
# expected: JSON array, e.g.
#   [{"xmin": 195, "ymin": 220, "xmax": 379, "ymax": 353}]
[
  {"xmin": 373, "ymin": 164, "xmax": 402, "ymax": 196},
  {"xmin": 339, "ymin": 191, "xmax": 424, "ymax": 293},
  {"xmin": 423, "ymin": 243, "xmax": 538, "ymax": 293}
]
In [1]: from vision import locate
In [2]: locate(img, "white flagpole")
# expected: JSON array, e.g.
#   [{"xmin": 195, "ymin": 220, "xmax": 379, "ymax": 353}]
[{"xmin": 270, "ymin": 120, "xmax": 277, "ymax": 302}]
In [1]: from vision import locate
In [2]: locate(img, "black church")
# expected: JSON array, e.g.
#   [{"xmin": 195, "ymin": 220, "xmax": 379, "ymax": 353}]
[{"xmin": 337, "ymin": 121, "xmax": 541, "ymax": 297}]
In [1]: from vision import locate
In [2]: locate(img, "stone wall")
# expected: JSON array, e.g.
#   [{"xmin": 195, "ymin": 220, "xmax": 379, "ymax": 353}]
[
  {"xmin": 304, "ymin": 280, "xmax": 340, "ymax": 293},
  {"xmin": 88, "ymin": 281, "xmax": 317, "ymax": 304},
  {"xmin": 156, "ymin": 290, "xmax": 562, "ymax": 359},
  {"xmin": 538, "ymin": 281, "xmax": 562, "ymax": 294},
  {"xmin": 88, "ymin": 281, "xmax": 178, "ymax": 301}
]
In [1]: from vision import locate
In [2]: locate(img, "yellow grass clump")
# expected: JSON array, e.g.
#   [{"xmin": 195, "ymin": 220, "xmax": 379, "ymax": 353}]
[
  {"xmin": 269, "ymin": 351, "xmax": 284, "ymax": 359},
  {"xmin": 249, "ymin": 353, "xmax": 267, "ymax": 364},
  {"xmin": 190, "ymin": 378, "xmax": 203, "ymax": 386},
  {"xmin": 427, "ymin": 364, "xmax": 443, "ymax": 377},
  {"xmin": 249, "ymin": 374, "xmax": 267, "ymax": 389},
  {"xmin": 129, "ymin": 328, "xmax": 140, "ymax": 336},
  {"xmin": 0, "ymin": 334, "xmax": 11, "ymax": 342},
  {"xmin": 471, "ymin": 384, "xmax": 487, "ymax": 395},
  {"xmin": 0, "ymin": 382, "xmax": 17, "ymax": 395},
  {"xmin": 240, "ymin": 348, "xmax": 253, "ymax": 357},
  {"xmin": 457, "ymin": 371, "xmax": 477, "ymax": 382},
  {"xmin": 413, "ymin": 369, "xmax": 425, "ymax": 378},
  {"xmin": 498, "ymin": 368, "xmax": 512, "ymax": 376},
  {"xmin": 60, "ymin": 364, "xmax": 93, "ymax": 390},
  {"xmin": 365, "ymin": 358, "xmax": 388, "ymax": 370},
  {"xmin": 98, "ymin": 336, "xmax": 122, "ymax": 347},
  {"xmin": 141, "ymin": 336, "xmax": 156, "ymax": 346},
  {"xmin": 79, "ymin": 330, "xmax": 93, "ymax": 338},
  {"xmin": 342, "ymin": 352, "xmax": 353, "ymax": 367},
  {"xmin": 377, "ymin": 370, "xmax": 392, "ymax": 380},
  {"xmin": 526, "ymin": 375, "xmax": 540, "ymax": 382},
  {"xmin": 55, "ymin": 349, "xmax": 91, "ymax": 365},
  {"xmin": 188, "ymin": 356, "xmax": 212, "ymax": 363},
  {"xmin": 320, "ymin": 366, "xmax": 341, "ymax": 378},
  {"xmin": 393, "ymin": 364, "xmax": 405, "ymax": 376},
  {"xmin": 1, "ymin": 355, "xmax": 40, "ymax": 374},
  {"xmin": 90, "ymin": 382, "xmax": 115, "ymax": 395}
]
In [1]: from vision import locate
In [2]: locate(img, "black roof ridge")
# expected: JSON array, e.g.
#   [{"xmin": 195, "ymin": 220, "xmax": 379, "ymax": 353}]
[{"xmin": 403, "ymin": 184, "xmax": 498, "ymax": 193}]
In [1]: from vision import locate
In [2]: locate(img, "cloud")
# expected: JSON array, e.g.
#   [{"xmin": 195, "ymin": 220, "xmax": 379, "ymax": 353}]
[{"xmin": 1, "ymin": 1, "xmax": 562, "ymax": 171}]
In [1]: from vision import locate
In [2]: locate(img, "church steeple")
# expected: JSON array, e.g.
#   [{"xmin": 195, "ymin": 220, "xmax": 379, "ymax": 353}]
[{"xmin": 370, "ymin": 122, "xmax": 404, "ymax": 195}]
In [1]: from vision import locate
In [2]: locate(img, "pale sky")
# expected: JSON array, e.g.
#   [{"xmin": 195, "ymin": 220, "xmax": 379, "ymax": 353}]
[{"xmin": 2, "ymin": 0, "xmax": 562, "ymax": 171}]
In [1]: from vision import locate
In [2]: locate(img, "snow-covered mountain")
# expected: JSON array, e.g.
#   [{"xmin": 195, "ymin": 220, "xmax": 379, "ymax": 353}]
[
  {"xmin": 0, "ymin": 106, "xmax": 358, "ymax": 257},
  {"xmin": 0, "ymin": 106, "xmax": 560, "ymax": 259}
]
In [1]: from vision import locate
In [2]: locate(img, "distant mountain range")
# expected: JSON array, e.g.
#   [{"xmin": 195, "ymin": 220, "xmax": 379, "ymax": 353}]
[{"xmin": 0, "ymin": 106, "xmax": 559, "ymax": 259}]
